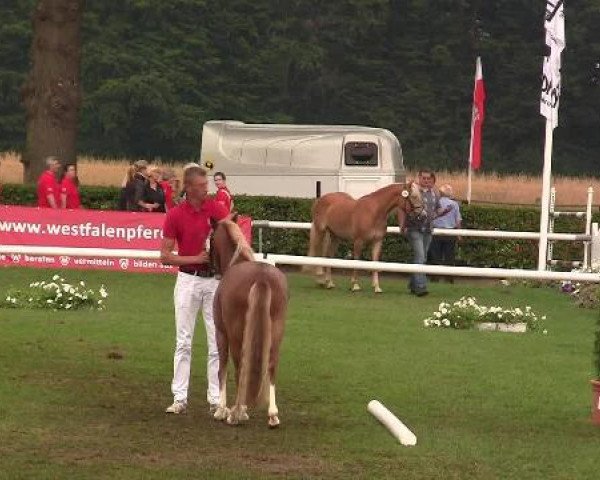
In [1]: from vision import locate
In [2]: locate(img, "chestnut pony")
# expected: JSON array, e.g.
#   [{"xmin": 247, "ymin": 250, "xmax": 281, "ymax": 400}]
[
  {"xmin": 210, "ymin": 220, "xmax": 288, "ymax": 428},
  {"xmin": 307, "ymin": 182, "xmax": 424, "ymax": 292}
]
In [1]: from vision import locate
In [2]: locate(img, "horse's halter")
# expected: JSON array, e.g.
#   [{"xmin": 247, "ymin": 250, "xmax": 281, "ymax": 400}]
[{"xmin": 402, "ymin": 182, "xmax": 425, "ymax": 216}]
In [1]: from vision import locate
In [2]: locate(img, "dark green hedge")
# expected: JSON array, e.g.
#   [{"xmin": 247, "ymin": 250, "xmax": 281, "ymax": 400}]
[{"xmin": 1, "ymin": 184, "xmax": 594, "ymax": 269}]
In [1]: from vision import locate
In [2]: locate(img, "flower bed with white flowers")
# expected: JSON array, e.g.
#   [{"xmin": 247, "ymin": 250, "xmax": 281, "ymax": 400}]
[
  {"xmin": 0, "ymin": 274, "xmax": 108, "ymax": 311},
  {"xmin": 423, "ymin": 296, "xmax": 546, "ymax": 333}
]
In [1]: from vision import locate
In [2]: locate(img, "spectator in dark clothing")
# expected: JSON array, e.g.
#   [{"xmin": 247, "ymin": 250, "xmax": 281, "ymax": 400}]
[
  {"xmin": 139, "ymin": 166, "xmax": 166, "ymax": 212},
  {"xmin": 120, "ymin": 160, "xmax": 148, "ymax": 211}
]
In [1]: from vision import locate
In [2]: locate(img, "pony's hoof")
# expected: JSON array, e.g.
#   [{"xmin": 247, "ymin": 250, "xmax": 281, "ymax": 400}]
[
  {"xmin": 315, "ymin": 276, "xmax": 327, "ymax": 285},
  {"xmin": 325, "ymin": 281, "xmax": 335, "ymax": 289},
  {"xmin": 226, "ymin": 413, "xmax": 239, "ymax": 425},
  {"xmin": 268, "ymin": 415, "xmax": 280, "ymax": 428},
  {"xmin": 351, "ymin": 284, "xmax": 361, "ymax": 292},
  {"xmin": 213, "ymin": 406, "xmax": 229, "ymax": 421},
  {"xmin": 374, "ymin": 287, "xmax": 383, "ymax": 294}
]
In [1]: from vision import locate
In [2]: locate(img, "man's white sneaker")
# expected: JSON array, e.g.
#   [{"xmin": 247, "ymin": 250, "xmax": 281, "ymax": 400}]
[{"xmin": 165, "ymin": 400, "xmax": 187, "ymax": 414}]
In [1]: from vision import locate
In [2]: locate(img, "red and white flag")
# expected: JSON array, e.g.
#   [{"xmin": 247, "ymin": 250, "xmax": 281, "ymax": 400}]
[{"xmin": 469, "ymin": 56, "xmax": 486, "ymax": 170}]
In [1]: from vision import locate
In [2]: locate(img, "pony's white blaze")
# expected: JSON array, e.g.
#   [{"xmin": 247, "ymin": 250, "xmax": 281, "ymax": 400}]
[{"xmin": 367, "ymin": 400, "xmax": 417, "ymax": 446}]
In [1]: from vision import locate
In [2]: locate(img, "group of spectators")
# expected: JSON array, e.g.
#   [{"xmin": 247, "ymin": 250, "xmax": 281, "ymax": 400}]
[
  {"xmin": 36, "ymin": 156, "xmax": 81, "ymax": 209},
  {"xmin": 33, "ymin": 155, "xmax": 234, "ymax": 215},
  {"xmin": 117, "ymin": 160, "xmax": 233, "ymax": 214},
  {"xmin": 404, "ymin": 169, "xmax": 462, "ymax": 296}
]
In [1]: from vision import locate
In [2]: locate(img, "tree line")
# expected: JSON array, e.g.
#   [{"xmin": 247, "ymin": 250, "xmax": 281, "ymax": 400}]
[{"xmin": 1, "ymin": 0, "xmax": 599, "ymax": 176}]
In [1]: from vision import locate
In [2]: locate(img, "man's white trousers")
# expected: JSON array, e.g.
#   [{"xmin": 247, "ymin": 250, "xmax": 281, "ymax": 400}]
[{"xmin": 171, "ymin": 272, "xmax": 220, "ymax": 405}]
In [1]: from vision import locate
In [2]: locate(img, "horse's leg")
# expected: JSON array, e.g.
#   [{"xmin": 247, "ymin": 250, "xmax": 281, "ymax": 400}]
[
  {"xmin": 307, "ymin": 222, "xmax": 325, "ymax": 278},
  {"xmin": 371, "ymin": 239, "xmax": 383, "ymax": 293},
  {"xmin": 324, "ymin": 236, "xmax": 339, "ymax": 289},
  {"xmin": 267, "ymin": 320, "xmax": 283, "ymax": 428},
  {"xmin": 321, "ymin": 231, "xmax": 336, "ymax": 289},
  {"xmin": 313, "ymin": 226, "xmax": 329, "ymax": 283},
  {"xmin": 213, "ymin": 293, "xmax": 230, "ymax": 421},
  {"xmin": 226, "ymin": 337, "xmax": 245, "ymax": 425},
  {"xmin": 350, "ymin": 239, "xmax": 364, "ymax": 291},
  {"xmin": 213, "ymin": 327, "xmax": 230, "ymax": 421}
]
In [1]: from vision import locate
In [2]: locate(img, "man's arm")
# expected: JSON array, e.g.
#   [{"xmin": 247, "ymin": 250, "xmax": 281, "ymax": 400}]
[
  {"xmin": 60, "ymin": 192, "xmax": 67, "ymax": 209},
  {"xmin": 160, "ymin": 237, "xmax": 208, "ymax": 266}
]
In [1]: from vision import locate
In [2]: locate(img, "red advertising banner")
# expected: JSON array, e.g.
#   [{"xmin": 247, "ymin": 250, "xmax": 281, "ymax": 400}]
[{"xmin": 0, "ymin": 206, "xmax": 175, "ymax": 273}]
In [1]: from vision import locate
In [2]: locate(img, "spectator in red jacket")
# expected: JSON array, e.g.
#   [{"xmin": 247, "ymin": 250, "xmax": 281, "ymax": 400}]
[
  {"xmin": 213, "ymin": 171, "xmax": 234, "ymax": 213},
  {"xmin": 60, "ymin": 163, "xmax": 81, "ymax": 209},
  {"xmin": 160, "ymin": 167, "xmax": 177, "ymax": 210},
  {"xmin": 37, "ymin": 156, "xmax": 61, "ymax": 208}
]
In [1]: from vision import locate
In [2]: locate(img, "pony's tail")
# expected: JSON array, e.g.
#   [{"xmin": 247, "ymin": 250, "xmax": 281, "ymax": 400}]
[{"xmin": 238, "ymin": 280, "xmax": 272, "ymax": 407}]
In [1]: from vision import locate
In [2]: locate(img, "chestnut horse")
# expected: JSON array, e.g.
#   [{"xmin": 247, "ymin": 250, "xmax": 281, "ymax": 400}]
[
  {"xmin": 307, "ymin": 182, "xmax": 424, "ymax": 292},
  {"xmin": 210, "ymin": 220, "xmax": 288, "ymax": 428}
]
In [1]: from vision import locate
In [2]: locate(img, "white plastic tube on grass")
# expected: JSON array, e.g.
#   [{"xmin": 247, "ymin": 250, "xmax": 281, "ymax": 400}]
[{"xmin": 367, "ymin": 400, "xmax": 417, "ymax": 446}]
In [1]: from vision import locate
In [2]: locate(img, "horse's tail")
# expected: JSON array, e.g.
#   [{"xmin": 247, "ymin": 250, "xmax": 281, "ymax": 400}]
[
  {"xmin": 302, "ymin": 221, "xmax": 322, "ymax": 274},
  {"xmin": 238, "ymin": 280, "xmax": 272, "ymax": 407}
]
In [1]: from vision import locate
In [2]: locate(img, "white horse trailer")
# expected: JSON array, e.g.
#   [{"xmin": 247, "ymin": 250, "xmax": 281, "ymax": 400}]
[{"xmin": 200, "ymin": 120, "xmax": 405, "ymax": 198}]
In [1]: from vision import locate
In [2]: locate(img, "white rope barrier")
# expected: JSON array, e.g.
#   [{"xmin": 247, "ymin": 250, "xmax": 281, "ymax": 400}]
[
  {"xmin": 1, "ymin": 245, "xmax": 599, "ymax": 282},
  {"xmin": 251, "ymin": 220, "xmax": 590, "ymax": 241},
  {"xmin": 264, "ymin": 254, "xmax": 600, "ymax": 282},
  {"xmin": 0, "ymin": 245, "xmax": 160, "ymax": 259}
]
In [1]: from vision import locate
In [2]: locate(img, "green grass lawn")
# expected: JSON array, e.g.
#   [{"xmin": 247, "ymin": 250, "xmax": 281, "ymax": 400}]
[{"xmin": 0, "ymin": 267, "xmax": 599, "ymax": 479}]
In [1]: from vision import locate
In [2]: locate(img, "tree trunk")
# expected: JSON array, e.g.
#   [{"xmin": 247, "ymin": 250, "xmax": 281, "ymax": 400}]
[{"xmin": 21, "ymin": 0, "xmax": 84, "ymax": 183}]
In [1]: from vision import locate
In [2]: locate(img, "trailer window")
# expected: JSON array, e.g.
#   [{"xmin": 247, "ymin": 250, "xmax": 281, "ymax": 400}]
[{"xmin": 344, "ymin": 142, "xmax": 378, "ymax": 166}]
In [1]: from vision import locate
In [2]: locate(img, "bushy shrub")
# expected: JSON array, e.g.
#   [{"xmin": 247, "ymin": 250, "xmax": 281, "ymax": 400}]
[{"xmin": 1, "ymin": 274, "xmax": 108, "ymax": 311}]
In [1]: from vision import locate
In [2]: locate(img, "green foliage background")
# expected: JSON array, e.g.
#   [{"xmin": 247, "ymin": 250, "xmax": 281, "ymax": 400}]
[
  {"xmin": 1, "ymin": 1, "xmax": 599, "ymax": 174},
  {"xmin": 1, "ymin": 184, "xmax": 593, "ymax": 269}
]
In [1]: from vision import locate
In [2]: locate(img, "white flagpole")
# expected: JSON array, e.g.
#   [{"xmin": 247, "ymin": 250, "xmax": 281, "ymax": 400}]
[
  {"xmin": 467, "ymin": 141, "xmax": 473, "ymax": 204},
  {"xmin": 538, "ymin": 1, "xmax": 565, "ymax": 271},
  {"xmin": 467, "ymin": 164, "xmax": 472, "ymax": 205},
  {"xmin": 537, "ymin": 119, "xmax": 554, "ymax": 270},
  {"xmin": 466, "ymin": 58, "xmax": 478, "ymax": 205}
]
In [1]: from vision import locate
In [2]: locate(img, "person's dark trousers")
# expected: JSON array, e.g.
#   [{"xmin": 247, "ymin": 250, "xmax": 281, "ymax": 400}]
[
  {"xmin": 429, "ymin": 236, "xmax": 456, "ymax": 283},
  {"xmin": 407, "ymin": 229, "xmax": 432, "ymax": 294}
]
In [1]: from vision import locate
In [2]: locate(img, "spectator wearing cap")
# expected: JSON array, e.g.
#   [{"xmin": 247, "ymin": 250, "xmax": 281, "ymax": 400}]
[
  {"xmin": 37, "ymin": 156, "xmax": 61, "ymax": 208},
  {"xmin": 430, "ymin": 184, "xmax": 462, "ymax": 283}
]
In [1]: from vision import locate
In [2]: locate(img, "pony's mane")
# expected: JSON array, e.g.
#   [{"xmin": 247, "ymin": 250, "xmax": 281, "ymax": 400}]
[
  {"xmin": 409, "ymin": 181, "xmax": 421, "ymax": 199},
  {"xmin": 222, "ymin": 220, "xmax": 255, "ymax": 262},
  {"xmin": 363, "ymin": 183, "xmax": 401, "ymax": 199}
]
